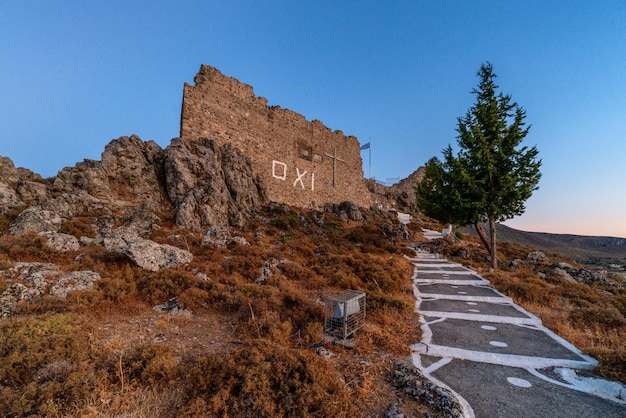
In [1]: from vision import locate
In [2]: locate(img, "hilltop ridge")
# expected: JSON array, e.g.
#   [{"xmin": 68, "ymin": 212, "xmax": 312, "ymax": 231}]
[{"xmin": 461, "ymin": 223, "xmax": 626, "ymax": 271}]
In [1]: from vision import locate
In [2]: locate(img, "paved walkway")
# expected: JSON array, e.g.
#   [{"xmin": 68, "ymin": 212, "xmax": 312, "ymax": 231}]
[{"xmin": 407, "ymin": 249, "xmax": 626, "ymax": 417}]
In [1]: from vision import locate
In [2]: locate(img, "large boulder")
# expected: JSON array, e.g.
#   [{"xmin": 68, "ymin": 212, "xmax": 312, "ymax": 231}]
[
  {"xmin": 39, "ymin": 231, "xmax": 80, "ymax": 252},
  {"xmin": 49, "ymin": 271, "xmax": 101, "ymax": 297},
  {"xmin": 0, "ymin": 263, "xmax": 58, "ymax": 316},
  {"xmin": 164, "ymin": 138, "xmax": 266, "ymax": 231},
  {"xmin": 124, "ymin": 239, "xmax": 193, "ymax": 272},
  {"xmin": 9, "ymin": 207, "xmax": 64, "ymax": 235},
  {"xmin": 90, "ymin": 209, "xmax": 191, "ymax": 271}
]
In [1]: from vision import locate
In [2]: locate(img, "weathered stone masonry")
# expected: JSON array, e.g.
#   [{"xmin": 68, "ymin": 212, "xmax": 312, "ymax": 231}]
[{"xmin": 180, "ymin": 65, "xmax": 371, "ymax": 209}]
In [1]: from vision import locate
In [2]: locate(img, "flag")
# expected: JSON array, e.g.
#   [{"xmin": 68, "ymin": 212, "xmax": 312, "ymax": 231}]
[{"xmin": 360, "ymin": 142, "xmax": 370, "ymax": 150}]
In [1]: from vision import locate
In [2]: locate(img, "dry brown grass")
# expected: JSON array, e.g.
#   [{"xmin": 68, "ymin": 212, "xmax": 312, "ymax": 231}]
[{"xmin": 0, "ymin": 206, "xmax": 428, "ymax": 417}]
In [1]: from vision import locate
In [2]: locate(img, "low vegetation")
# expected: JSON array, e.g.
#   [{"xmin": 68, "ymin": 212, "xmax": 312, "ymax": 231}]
[
  {"xmin": 0, "ymin": 205, "xmax": 422, "ymax": 417},
  {"xmin": 2, "ymin": 204, "xmax": 624, "ymax": 416}
]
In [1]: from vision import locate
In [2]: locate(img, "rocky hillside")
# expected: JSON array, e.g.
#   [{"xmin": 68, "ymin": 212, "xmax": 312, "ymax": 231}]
[
  {"xmin": 1, "ymin": 135, "xmax": 415, "ymax": 275},
  {"xmin": 1, "ymin": 135, "xmax": 465, "ymax": 417},
  {"xmin": 2, "ymin": 134, "xmax": 625, "ymax": 415},
  {"xmin": 462, "ymin": 223, "xmax": 626, "ymax": 270},
  {"xmin": 365, "ymin": 167, "xmax": 425, "ymax": 212},
  {"xmin": 1, "ymin": 135, "xmax": 266, "ymax": 232}
]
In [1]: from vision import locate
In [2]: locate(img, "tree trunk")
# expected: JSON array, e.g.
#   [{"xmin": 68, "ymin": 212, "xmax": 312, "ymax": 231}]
[
  {"xmin": 473, "ymin": 222, "xmax": 491, "ymax": 255},
  {"xmin": 489, "ymin": 215, "xmax": 497, "ymax": 270}
]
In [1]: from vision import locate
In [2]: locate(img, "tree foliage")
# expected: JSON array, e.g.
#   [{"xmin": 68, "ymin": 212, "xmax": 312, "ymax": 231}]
[{"xmin": 416, "ymin": 62, "xmax": 542, "ymax": 269}]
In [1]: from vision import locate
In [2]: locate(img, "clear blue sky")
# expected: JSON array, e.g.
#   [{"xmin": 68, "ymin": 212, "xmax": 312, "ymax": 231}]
[{"xmin": 1, "ymin": 1, "xmax": 625, "ymax": 238}]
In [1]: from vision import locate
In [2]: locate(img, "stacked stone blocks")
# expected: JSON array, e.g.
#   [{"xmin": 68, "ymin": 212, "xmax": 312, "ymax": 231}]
[{"xmin": 180, "ymin": 65, "xmax": 371, "ymax": 209}]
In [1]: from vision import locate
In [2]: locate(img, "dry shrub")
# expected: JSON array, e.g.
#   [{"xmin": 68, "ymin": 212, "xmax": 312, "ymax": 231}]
[
  {"xmin": 486, "ymin": 269, "xmax": 559, "ymax": 308},
  {"xmin": 71, "ymin": 244, "xmax": 133, "ymax": 275},
  {"xmin": 96, "ymin": 273, "xmax": 139, "ymax": 303},
  {"xmin": 222, "ymin": 244, "xmax": 269, "ymax": 280},
  {"xmin": 78, "ymin": 385, "xmax": 183, "ymax": 418},
  {"xmin": 181, "ymin": 342, "xmax": 358, "ymax": 417},
  {"xmin": 12, "ymin": 295, "xmax": 70, "ymax": 316},
  {"xmin": 278, "ymin": 260, "xmax": 318, "ymax": 283},
  {"xmin": 344, "ymin": 222, "xmax": 395, "ymax": 253},
  {"xmin": 60, "ymin": 217, "xmax": 95, "ymax": 238},
  {"xmin": 136, "ymin": 269, "xmax": 204, "ymax": 306},
  {"xmin": 586, "ymin": 346, "xmax": 626, "ymax": 382},
  {"xmin": 0, "ymin": 214, "xmax": 11, "ymax": 235},
  {"xmin": 0, "ymin": 233, "xmax": 59, "ymax": 262},
  {"xmin": 569, "ymin": 307, "xmax": 626, "ymax": 328},
  {"xmin": 367, "ymin": 292, "xmax": 413, "ymax": 312},
  {"xmin": 230, "ymin": 280, "xmax": 322, "ymax": 343},
  {"xmin": 611, "ymin": 293, "xmax": 626, "ymax": 317},
  {"xmin": 0, "ymin": 252, "xmax": 11, "ymax": 270},
  {"xmin": 110, "ymin": 345, "xmax": 181, "ymax": 387},
  {"xmin": 178, "ymin": 287, "xmax": 210, "ymax": 311},
  {"xmin": 281, "ymin": 239, "xmax": 316, "ymax": 263},
  {"xmin": 0, "ymin": 314, "xmax": 96, "ymax": 417}
]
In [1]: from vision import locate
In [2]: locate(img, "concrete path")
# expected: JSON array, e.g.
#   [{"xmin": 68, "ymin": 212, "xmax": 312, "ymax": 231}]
[{"xmin": 408, "ymin": 249, "xmax": 626, "ymax": 417}]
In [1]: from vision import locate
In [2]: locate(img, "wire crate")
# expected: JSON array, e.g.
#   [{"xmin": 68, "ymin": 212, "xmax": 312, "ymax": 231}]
[{"xmin": 324, "ymin": 290, "xmax": 366, "ymax": 341}]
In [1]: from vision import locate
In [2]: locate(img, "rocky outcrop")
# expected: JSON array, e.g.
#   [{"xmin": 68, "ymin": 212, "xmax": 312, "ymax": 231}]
[
  {"xmin": 527, "ymin": 251, "xmax": 549, "ymax": 264},
  {"xmin": 164, "ymin": 137, "xmax": 266, "ymax": 231},
  {"xmin": 0, "ymin": 262, "xmax": 99, "ymax": 316},
  {"xmin": 5, "ymin": 133, "xmax": 267, "ymax": 237},
  {"xmin": 508, "ymin": 252, "xmax": 624, "ymax": 288},
  {"xmin": 382, "ymin": 222, "xmax": 412, "ymax": 241},
  {"xmin": 549, "ymin": 262, "xmax": 615, "ymax": 287},
  {"xmin": 367, "ymin": 167, "xmax": 425, "ymax": 212},
  {"xmin": 94, "ymin": 211, "xmax": 193, "ymax": 271},
  {"xmin": 324, "ymin": 201, "xmax": 363, "ymax": 222},
  {"xmin": 153, "ymin": 297, "xmax": 193, "ymax": 316},
  {"xmin": 0, "ymin": 157, "xmax": 50, "ymax": 213},
  {"xmin": 52, "ymin": 135, "xmax": 168, "ymax": 210},
  {"xmin": 201, "ymin": 226, "xmax": 250, "ymax": 249},
  {"xmin": 39, "ymin": 231, "xmax": 80, "ymax": 252}
]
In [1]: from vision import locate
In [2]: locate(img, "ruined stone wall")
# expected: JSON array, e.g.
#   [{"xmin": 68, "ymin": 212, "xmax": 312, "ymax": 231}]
[{"xmin": 180, "ymin": 65, "xmax": 371, "ymax": 209}]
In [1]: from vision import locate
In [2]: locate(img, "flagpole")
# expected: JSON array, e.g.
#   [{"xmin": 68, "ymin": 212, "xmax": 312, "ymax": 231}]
[
  {"xmin": 361, "ymin": 140, "xmax": 372, "ymax": 179},
  {"xmin": 368, "ymin": 142, "xmax": 371, "ymax": 179}
]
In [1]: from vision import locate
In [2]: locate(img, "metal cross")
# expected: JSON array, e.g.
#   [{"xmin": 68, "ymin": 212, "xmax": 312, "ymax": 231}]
[{"xmin": 325, "ymin": 147, "xmax": 345, "ymax": 187}]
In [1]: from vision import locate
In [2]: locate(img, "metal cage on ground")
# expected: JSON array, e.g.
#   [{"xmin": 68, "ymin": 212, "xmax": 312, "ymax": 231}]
[{"xmin": 323, "ymin": 290, "xmax": 366, "ymax": 341}]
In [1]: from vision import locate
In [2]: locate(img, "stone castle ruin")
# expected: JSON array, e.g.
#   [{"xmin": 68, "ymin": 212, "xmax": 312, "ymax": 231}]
[{"xmin": 180, "ymin": 65, "xmax": 371, "ymax": 209}]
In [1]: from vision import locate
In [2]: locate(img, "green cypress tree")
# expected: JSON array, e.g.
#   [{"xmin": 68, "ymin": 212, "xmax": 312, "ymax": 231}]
[{"xmin": 417, "ymin": 62, "xmax": 542, "ymax": 270}]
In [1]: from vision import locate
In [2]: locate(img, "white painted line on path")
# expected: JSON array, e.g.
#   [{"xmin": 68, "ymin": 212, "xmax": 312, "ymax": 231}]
[
  {"xmin": 411, "ymin": 343, "xmax": 597, "ymax": 370},
  {"xmin": 417, "ymin": 310, "xmax": 541, "ymax": 326},
  {"xmin": 424, "ymin": 356, "xmax": 454, "ymax": 374},
  {"xmin": 413, "ymin": 279, "xmax": 490, "ymax": 286},
  {"xmin": 414, "ymin": 267, "xmax": 473, "ymax": 272},
  {"xmin": 414, "ymin": 293, "xmax": 513, "ymax": 303},
  {"xmin": 410, "ymin": 352, "xmax": 476, "ymax": 418}
]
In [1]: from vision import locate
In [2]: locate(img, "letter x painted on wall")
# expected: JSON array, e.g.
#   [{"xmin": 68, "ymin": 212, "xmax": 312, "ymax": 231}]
[{"xmin": 325, "ymin": 148, "xmax": 345, "ymax": 187}]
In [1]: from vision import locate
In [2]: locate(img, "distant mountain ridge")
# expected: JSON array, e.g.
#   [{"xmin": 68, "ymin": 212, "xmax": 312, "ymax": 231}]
[{"xmin": 463, "ymin": 223, "xmax": 626, "ymax": 267}]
